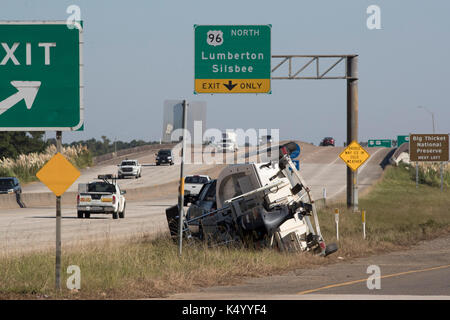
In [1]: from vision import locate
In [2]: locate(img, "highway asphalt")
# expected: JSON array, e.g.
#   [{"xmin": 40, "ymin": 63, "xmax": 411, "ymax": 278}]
[{"xmin": 168, "ymin": 235, "xmax": 450, "ymax": 299}]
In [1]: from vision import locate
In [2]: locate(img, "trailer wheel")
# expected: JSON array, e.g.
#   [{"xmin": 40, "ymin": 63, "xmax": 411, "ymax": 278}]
[
  {"xmin": 77, "ymin": 211, "xmax": 83, "ymax": 219},
  {"xmin": 113, "ymin": 212, "xmax": 118, "ymax": 219},
  {"xmin": 84, "ymin": 212, "xmax": 90, "ymax": 219}
]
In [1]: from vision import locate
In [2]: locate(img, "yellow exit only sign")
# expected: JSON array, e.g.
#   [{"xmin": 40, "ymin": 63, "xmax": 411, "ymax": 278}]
[{"xmin": 339, "ymin": 141, "xmax": 370, "ymax": 171}]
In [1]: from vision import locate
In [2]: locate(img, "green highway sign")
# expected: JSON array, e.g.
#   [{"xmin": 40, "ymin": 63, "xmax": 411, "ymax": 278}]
[
  {"xmin": 194, "ymin": 25, "xmax": 271, "ymax": 94},
  {"xmin": 0, "ymin": 21, "xmax": 83, "ymax": 131},
  {"xmin": 397, "ymin": 135, "xmax": 409, "ymax": 147},
  {"xmin": 368, "ymin": 139, "xmax": 392, "ymax": 148}
]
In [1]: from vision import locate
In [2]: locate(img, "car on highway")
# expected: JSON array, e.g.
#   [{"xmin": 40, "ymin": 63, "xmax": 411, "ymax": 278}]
[
  {"xmin": 156, "ymin": 149, "xmax": 174, "ymax": 165},
  {"xmin": 183, "ymin": 175, "xmax": 211, "ymax": 206},
  {"xmin": 117, "ymin": 159, "xmax": 142, "ymax": 179},
  {"xmin": 320, "ymin": 137, "xmax": 335, "ymax": 146},
  {"xmin": 0, "ymin": 177, "xmax": 22, "ymax": 195},
  {"xmin": 77, "ymin": 174, "xmax": 126, "ymax": 219}
]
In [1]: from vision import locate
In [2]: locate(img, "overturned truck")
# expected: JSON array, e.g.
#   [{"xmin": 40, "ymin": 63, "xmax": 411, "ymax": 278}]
[{"xmin": 166, "ymin": 142, "xmax": 338, "ymax": 256}]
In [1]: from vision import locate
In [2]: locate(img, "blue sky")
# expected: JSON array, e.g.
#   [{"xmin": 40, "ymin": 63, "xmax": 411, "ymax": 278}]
[{"xmin": 1, "ymin": 0, "xmax": 449, "ymax": 146}]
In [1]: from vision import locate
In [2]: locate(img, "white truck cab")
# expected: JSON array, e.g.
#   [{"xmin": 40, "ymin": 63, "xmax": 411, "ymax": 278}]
[
  {"xmin": 117, "ymin": 159, "xmax": 142, "ymax": 179},
  {"xmin": 77, "ymin": 175, "xmax": 126, "ymax": 219}
]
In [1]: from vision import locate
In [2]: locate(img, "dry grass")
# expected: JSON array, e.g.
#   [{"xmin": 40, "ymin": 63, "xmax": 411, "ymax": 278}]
[
  {"xmin": 0, "ymin": 145, "xmax": 91, "ymax": 183},
  {"xmin": 0, "ymin": 165, "xmax": 449, "ymax": 299}
]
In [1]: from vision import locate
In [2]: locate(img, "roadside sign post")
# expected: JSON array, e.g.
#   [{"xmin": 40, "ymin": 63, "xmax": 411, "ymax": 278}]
[
  {"xmin": 339, "ymin": 141, "xmax": 370, "ymax": 212},
  {"xmin": 334, "ymin": 208, "xmax": 339, "ymax": 241},
  {"xmin": 194, "ymin": 25, "xmax": 271, "ymax": 94},
  {"xmin": 362, "ymin": 210, "xmax": 366, "ymax": 240},
  {"xmin": 55, "ymin": 131, "xmax": 62, "ymax": 289},
  {"xmin": 36, "ymin": 149, "xmax": 81, "ymax": 290},
  {"xmin": 178, "ymin": 100, "xmax": 188, "ymax": 257}
]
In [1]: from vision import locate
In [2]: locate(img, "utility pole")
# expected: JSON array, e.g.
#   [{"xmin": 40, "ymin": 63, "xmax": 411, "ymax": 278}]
[{"xmin": 178, "ymin": 100, "xmax": 188, "ymax": 256}]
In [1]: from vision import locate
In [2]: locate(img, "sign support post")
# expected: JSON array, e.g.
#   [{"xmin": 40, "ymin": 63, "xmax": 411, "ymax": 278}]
[
  {"xmin": 178, "ymin": 100, "xmax": 188, "ymax": 257},
  {"xmin": 416, "ymin": 162, "xmax": 419, "ymax": 188},
  {"xmin": 347, "ymin": 56, "xmax": 358, "ymax": 211},
  {"xmin": 55, "ymin": 130, "xmax": 62, "ymax": 290}
]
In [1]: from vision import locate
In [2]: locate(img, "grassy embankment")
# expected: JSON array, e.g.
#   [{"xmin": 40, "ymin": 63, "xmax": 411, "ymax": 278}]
[
  {"xmin": 0, "ymin": 164, "xmax": 449, "ymax": 299},
  {"xmin": 0, "ymin": 145, "xmax": 92, "ymax": 183}
]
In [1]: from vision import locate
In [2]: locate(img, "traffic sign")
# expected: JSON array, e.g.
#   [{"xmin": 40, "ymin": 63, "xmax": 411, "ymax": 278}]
[
  {"xmin": 368, "ymin": 139, "xmax": 392, "ymax": 148},
  {"xmin": 36, "ymin": 152, "xmax": 80, "ymax": 196},
  {"xmin": 397, "ymin": 135, "xmax": 409, "ymax": 147},
  {"xmin": 409, "ymin": 134, "xmax": 449, "ymax": 162},
  {"xmin": 194, "ymin": 25, "xmax": 271, "ymax": 94},
  {"xmin": 339, "ymin": 141, "xmax": 370, "ymax": 171},
  {"xmin": 0, "ymin": 21, "xmax": 83, "ymax": 131}
]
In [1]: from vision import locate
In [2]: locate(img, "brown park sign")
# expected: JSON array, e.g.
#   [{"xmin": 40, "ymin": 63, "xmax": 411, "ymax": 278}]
[{"xmin": 409, "ymin": 134, "xmax": 449, "ymax": 162}]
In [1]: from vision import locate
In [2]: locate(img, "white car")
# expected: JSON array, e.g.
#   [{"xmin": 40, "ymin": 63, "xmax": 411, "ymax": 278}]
[
  {"xmin": 77, "ymin": 175, "xmax": 126, "ymax": 219},
  {"xmin": 184, "ymin": 175, "xmax": 211, "ymax": 205},
  {"xmin": 117, "ymin": 159, "xmax": 142, "ymax": 179}
]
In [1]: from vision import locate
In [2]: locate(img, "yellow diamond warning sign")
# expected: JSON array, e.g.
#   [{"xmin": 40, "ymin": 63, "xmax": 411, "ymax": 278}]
[
  {"xmin": 36, "ymin": 153, "xmax": 80, "ymax": 196},
  {"xmin": 339, "ymin": 141, "xmax": 370, "ymax": 171},
  {"xmin": 195, "ymin": 79, "xmax": 270, "ymax": 93}
]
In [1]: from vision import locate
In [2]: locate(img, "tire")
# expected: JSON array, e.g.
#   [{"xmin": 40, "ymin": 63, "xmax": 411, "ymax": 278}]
[
  {"xmin": 77, "ymin": 211, "xmax": 83, "ymax": 219},
  {"xmin": 119, "ymin": 202, "xmax": 126, "ymax": 219},
  {"xmin": 84, "ymin": 212, "xmax": 90, "ymax": 219},
  {"xmin": 112, "ymin": 212, "xmax": 118, "ymax": 219},
  {"xmin": 324, "ymin": 242, "xmax": 338, "ymax": 257}
]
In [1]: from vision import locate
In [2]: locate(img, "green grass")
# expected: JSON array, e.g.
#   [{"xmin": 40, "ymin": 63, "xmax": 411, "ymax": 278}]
[{"xmin": 0, "ymin": 165, "xmax": 449, "ymax": 299}]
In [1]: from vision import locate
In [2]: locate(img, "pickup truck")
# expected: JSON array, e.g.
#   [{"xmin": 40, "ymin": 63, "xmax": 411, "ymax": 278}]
[
  {"xmin": 117, "ymin": 159, "xmax": 142, "ymax": 179},
  {"xmin": 184, "ymin": 175, "xmax": 211, "ymax": 206},
  {"xmin": 77, "ymin": 175, "xmax": 126, "ymax": 219}
]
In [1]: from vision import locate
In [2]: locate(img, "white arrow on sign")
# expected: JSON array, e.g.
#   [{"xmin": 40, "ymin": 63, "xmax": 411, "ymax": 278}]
[{"xmin": 0, "ymin": 81, "xmax": 41, "ymax": 116}]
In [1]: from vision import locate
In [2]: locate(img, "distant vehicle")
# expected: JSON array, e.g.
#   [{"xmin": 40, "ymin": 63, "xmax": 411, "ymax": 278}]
[
  {"xmin": 216, "ymin": 132, "xmax": 238, "ymax": 152},
  {"xmin": 117, "ymin": 159, "xmax": 142, "ymax": 179},
  {"xmin": 156, "ymin": 149, "xmax": 174, "ymax": 165},
  {"xmin": 77, "ymin": 174, "xmax": 126, "ymax": 219},
  {"xmin": 183, "ymin": 175, "xmax": 211, "ymax": 206},
  {"xmin": 320, "ymin": 137, "xmax": 335, "ymax": 146},
  {"xmin": 259, "ymin": 135, "xmax": 273, "ymax": 145},
  {"xmin": 0, "ymin": 177, "xmax": 21, "ymax": 195}
]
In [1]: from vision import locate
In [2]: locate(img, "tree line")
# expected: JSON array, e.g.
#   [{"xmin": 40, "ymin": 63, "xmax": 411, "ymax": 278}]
[{"xmin": 0, "ymin": 132, "xmax": 160, "ymax": 159}]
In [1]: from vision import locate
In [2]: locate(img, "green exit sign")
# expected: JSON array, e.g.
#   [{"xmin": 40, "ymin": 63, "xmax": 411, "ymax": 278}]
[
  {"xmin": 194, "ymin": 25, "xmax": 271, "ymax": 94},
  {"xmin": 397, "ymin": 135, "xmax": 409, "ymax": 147},
  {"xmin": 368, "ymin": 139, "xmax": 392, "ymax": 148},
  {"xmin": 0, "ymin": 21, "xmax": 83, "ymax": 131}
]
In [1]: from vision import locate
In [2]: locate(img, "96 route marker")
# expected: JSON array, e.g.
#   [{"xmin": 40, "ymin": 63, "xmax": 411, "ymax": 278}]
[{"xmin": 194, "ymin": 25, "xmax": 271, "ymax": 94}]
